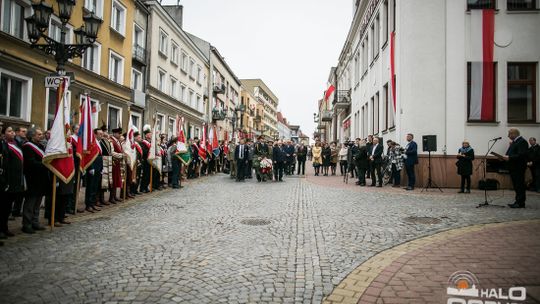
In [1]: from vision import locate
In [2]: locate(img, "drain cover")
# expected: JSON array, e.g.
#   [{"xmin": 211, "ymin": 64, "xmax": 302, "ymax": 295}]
[
  {"xmin": 403, "ymin": 216, "xmax": 442, "ymax": 225},
  {"xmin": 240, "ymin": 218, "xmax": 271, "ymax": 226}
]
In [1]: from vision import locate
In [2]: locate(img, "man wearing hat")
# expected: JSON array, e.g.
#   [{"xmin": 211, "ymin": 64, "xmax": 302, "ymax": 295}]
[
  {"xmin": 110, "ymin": 127, "xmax": 125, "ymax": 201},
  {"xmin": 140, "ymin": 128, "xmax": 152, "ymax": 193},
  {"xmin": 132, "ymin": 131, "xmax": 143, "ymax": 195}
]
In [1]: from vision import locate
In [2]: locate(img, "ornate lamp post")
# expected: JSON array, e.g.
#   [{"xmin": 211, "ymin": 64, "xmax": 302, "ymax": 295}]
[{"xmin": 25, "ymin": 0, "xmax": 103, "ymax": 75}]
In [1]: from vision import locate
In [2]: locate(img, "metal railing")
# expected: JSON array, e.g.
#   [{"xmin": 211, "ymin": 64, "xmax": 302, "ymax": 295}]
[
  {"xmin": 467, "ymin": 0, "xmax": 495, "ymax": 9},
  {"xmin": 133, "ymin": 44, "xmax": 146, "ymax": 63}
]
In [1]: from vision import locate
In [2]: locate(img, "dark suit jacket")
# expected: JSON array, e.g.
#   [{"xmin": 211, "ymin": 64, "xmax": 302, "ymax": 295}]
[
  {"xmin": 369, "ymin": 144, "xmax": 384, "ymax": 164},
  {"xmin": 234, "ymin": 144, "xmax": 249, "ymax": 162},
  {"xmin": 355, "ymin": 146, "xmax": 369, "ymax": 169},
  {"xmin": 506, "ymin": 136, "xmax": 529, "ymax": 170},
  {"xmin": 284, "ymin": 145, "xmax": 295, "ymax": 162},
  {"xmin": 404, "ymin": 141, "xmax": 418, "ymax": 166},
  {"xmin": 272, "ymin": 146, "xmax": 286, "ymax": 162},
  {"xmin": 296, "ymin": 146, "xmax": 307, "ymax": 160},
  {"xmin": 22, "ymin": 142, "xmax": 50, "ymax": 195}
]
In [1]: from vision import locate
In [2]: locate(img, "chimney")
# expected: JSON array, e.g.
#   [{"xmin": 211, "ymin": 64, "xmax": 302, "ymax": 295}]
[{"xmin": 164, "ymin": 4, "xmax": 183, "ymax": 28}]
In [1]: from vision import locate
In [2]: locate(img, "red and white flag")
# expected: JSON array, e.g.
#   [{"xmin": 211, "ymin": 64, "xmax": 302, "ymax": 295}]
[
  {"xmin": 199, "ymin": 124, "xmax": 207, "ymax": 161},
  {"xmin": 324, "ymin": 84, "xmax": 335, "ymax": 108},
  {"xmin": 469, "ymin": 9, "xmax": 495, "ymax": 121},
  {"xmin": 176, "ymin": 116, "xmax": 188, "ymax": 153},
  {"xmin": 148, "ymin": 117, "xmax": 162, "ymax": 173},
  {"xmin": 77, "ymin": 94, "xmax": 100, "ymax": 171},
  {"xmin": 123, "ymin": 113, "xmax": 137, "ymax": 172},
  {"xmin": 43, "ymin": 78, "xmax": 75, "ymax": 183},
  {"xmin": 390, "ymin": 31, "xmax": 397, "ymax": 112}
]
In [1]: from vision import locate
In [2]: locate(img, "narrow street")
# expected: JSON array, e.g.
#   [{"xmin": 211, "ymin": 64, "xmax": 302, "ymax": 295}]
[{"xmin": 1, "ymin": 171, "xmax": 539, "ymax": 303}]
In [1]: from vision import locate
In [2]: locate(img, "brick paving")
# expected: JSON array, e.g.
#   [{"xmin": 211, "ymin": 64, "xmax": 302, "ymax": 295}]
[{"xmin": 0, "ymin": 164, "xmax": 539, "ymax": 303}]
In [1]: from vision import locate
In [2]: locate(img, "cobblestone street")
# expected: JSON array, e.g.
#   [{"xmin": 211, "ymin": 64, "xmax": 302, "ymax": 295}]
[{"xmin": 1, "ymin": 172, "xmax": 540, "ymax": 304}]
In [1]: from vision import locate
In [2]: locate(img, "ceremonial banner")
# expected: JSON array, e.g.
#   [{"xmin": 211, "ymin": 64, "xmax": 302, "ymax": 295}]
[
  {"xmin": 123, "ymin": 113, "xmax": 137, "ymax": 172},
  {"xmin": 148, "ymin": 117, "xmax": 162, "ymax": 173},
  {"xmin": 175, "ymin": 117, "xmax": 191, "ymax": 165},
  {"xmin": 77, "ymin": 94, "xmax": 100, "ymax": 171},
  {"xmin": 198, "ymin": 124, "xmax": 207, "ymax": 161},
  {"xmin": 324, "ymin": 84, "xmax": 335, "ymax": 108},
  {"xmin": 390, "ymin": 31, "xmax": 397, "ymax": 112},
  {"xmin": 211, "ymin": 125, "xmax": 220, "ymax": 157}
]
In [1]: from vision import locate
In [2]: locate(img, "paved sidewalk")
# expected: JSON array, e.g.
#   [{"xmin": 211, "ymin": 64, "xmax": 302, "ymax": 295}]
[{"xmin": 324, "ymin": 220, "xmax": 540, "ymax": 304}]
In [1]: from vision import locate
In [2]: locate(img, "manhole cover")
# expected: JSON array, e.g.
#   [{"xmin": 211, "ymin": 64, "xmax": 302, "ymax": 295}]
[
  {"xmin": 403, "ymin": 216, "xmax": 442, "ymax": 224},
  {"xmin": 240, "ymin": 218, "xmax": 271, "ymax": 226}
]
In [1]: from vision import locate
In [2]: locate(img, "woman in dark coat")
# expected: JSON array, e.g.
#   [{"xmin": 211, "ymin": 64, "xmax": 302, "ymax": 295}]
[
  {"xmin": 456, "ymin": 140, "xmax": 475, "ymax": 193},
  {"xmin": 321, "ymin": 143, "xmax": 332, "ymax": 176}
]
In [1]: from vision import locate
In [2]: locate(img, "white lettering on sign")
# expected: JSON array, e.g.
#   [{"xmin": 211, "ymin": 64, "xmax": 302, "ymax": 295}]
[{"xmin": 44, "ymin": 76, "xmax": 70, "ymax": 88}]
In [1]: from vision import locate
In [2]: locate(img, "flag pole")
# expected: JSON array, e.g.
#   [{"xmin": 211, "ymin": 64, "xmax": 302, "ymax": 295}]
[
  {"xmin": 149, "ymin": 160, "xmax": 153, "ymax": 192},
  {"xmin": 123, "ymin": 168, "xmax": 127, "ymax": 200},
  {"xmin": 75, "ymin": 170, "xmax": 81, "ymax": 212},
  {"xmin": 50, "ymin": 175, "xmax": 57, "ymax": 231}
]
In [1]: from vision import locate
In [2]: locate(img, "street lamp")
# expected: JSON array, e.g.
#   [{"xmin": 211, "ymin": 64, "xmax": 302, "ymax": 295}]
[
  {"xmin": 313, "ymin": 113, "xmax": 319, "ymax": 123},
  {"xmin": 25, "ymin": 0, "xmax": 103, "ymax": 74}
]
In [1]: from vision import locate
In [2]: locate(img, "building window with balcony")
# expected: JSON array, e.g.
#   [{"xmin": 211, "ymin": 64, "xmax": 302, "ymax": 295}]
[
  {"xmin": 84, "ymin": 0, "xmax": 103, "ymax": 17},
  {"xmin": 108, "ymin": 50, "xmax": 124, "ymax": 84},
  {"xmin": 507, "ymin": 62, "xmax": 537, "ymax": 123},
  {"xmin": 82, "ymin": 42, "xmax": 101, "ymax": 74},
  {"xmin": 107, "ymin": 105, "xmax": 122, "ymax": 132},
  {"xmin": 159, "ymin": 29, "xmax": 168, "ymax": 57},
  {"xmin": 467, "ymin": 0, "xmax": 495, "ymax": 9},
  {"xmin": 171, "ymin": 41, "xmax": 179, "ymax": 65},
  {"xmin": 170, "ymin": 76, "xmax": 178, "ymax": 98},
  {"xmin": 2, "ymin": 0, "xmax": 28, "ymax": 40},
  {"xmin": 181, "ymin": 51, "xmax": 188, "ymax": 73},
  {"xmin": 131, "ymin": 68, "xmax": 142, "ymax": 91},
  {"xmin": 507, "ymin": 0, "xmax": 538, "ymax": 9},
  {"xmin": 158, "ymin": 68, "xmax": 166, "ymax": 92},
  {"xmin": 110, "ymin": 0, "xmax": 126, "ymax": 36}
]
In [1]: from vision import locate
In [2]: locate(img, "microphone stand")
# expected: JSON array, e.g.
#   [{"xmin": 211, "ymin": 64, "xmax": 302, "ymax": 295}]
[{"xmin": 477, "ymin": 138, "xmax": 504, "ymax": 208}]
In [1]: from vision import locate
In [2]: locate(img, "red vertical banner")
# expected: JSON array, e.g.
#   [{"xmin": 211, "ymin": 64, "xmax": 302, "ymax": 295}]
[{"xmin": 390, "ymin": 31, "xmax": 396, "ymax": 112}]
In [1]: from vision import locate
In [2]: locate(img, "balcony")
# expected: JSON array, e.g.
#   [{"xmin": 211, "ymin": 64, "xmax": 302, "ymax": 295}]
[
  {"xmin": 320, "ymin": 110, "xmax": 333, "ymax": 122},
  {"xmin": 317, "ymin": 123, "xmax": 326, "ymax": 129},
  {"xmin": 203, "ymin": 86, "xmax": 208, "ymax": 98},
  {"xmin": 333, "ymin": 89, "xmax": 351, "ymax": 110},
  {"xmin": 213, "ymin": 83, "xmax": 226, "ymax": 95},
  {"xmin": 212, "ymin": 108, "xmax": 227, "ymax": 120},
  {"xmin": 132, "ymin": 90, "xmax": 146, "ymax": 108},
  {"xmin": 132, "ymin": 44, "xmax": 147, "ymax": 65}
]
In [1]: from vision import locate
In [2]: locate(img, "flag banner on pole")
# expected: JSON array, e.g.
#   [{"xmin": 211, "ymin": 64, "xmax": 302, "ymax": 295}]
[
  {"xmin": 148, "ymin": 117, "xmax": 162, "ymax": 173},
  {"xmin": 77, "ymin": 94, "xmax": 100, "ymax": 171},
  {"xmin": 199, "ymin": 124, "xmax": 207, "ymax": 161},
  {"xmin": 390, "ymin": 31, "xmax": 397, "ymax": 112},
  {"xmin": 43, "ymin": 78, "xmax": 75, "ymax": 183},
  {"xmin": 211, "ymin": 125, "xmax": 220, "ymax": 157},
  {"xmin": 469, "ymin": 9, "xmax": 495, "ymax": 121},
  {"xmin": 324, "ymin": 84, "xmax": 335, "ymax": 110},
  {"xmin": 123, "ymin": 112, "xmax": 137, "ymax": 172}
]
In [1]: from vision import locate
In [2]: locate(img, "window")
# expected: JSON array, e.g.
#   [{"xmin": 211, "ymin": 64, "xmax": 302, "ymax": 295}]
[
  {"xmin": 2, "ymin": 0, "xmax": 28, "ymax": 39},
  {"xmin": 362, "ymin": 41, "xmax": 368, "ymax": 74},
  {"xmin": 81, "ymin": 42, "xmax": 101, "ymax": 73},
  {"xmin": 508, "ymin": 0, "xmax": 538, "ymax": 9},
  {"xmin": 180, "ymin": 83, "xmax": 186, "ymax": 102},
  {"xmin": 107, "ymin": 105, "xmax": 122, "ymax": 132},
  {"xmin": 181, "ymin": 51, "xmax": 188, "ymax": 73},
  {"xmin": 383, "ymin": 0, "xmax": 389, "ymax": 44},
  {"xmin": 196, "ymin": 65, "xmax": 202, "ymax": 84},
  {"xmin": 156, "ymin": 114, "xmax": 164, "ymax": 133},
  {"xmin": 507, "ymin": 62, "xmax": 536, "ymax": 123},
  {"xmin": 158, "ymin": 68, "xmax": 166, "ymax": 92},
  {"xmin": 196, "ymin": 95, "xmax": 202, "ymax": 112},
  {"xmin": 159, "ymin": 29, "xmax": 168, "ymax": 57},
  {"xmin": 131, "ymin": 112, "xmax": 141, "ymax": 132},
  {"xmin": 383, "ymin": 84, "xmax": 395, "ymax": 130},
  {"xmin": 189, "ymin": 58, "xmax": 195, "ymax": 79},
  {"xmin": 110, "ymin": 0, "xmax": 126, "ymax": 35},
  {"xmin": 168, "ymin": 117, "xmax": 175, "ymax": 137},
  {"xmin": 189, "ymin": 90, "xmax": 194, "ymax": 108},
  {"xmin": 80, "ymin": 95, "xmax": 99, "ymax": 128},
  {"xmin": 374, "ymin": 15, "xmax": 380, "ymax": 59},
  {"xmin": 171, "ymin": 41, "xmax": 179, "ymax": 65},
  {"xmin": 467, "ymin": 62, "xmax": 497, "ymax": 122},
  {"xmin": 392, "ymin": 0, "xmax": 396, "ymax": 32},
  {"xmin": 49, "ymin": 17, "xmax": 72, "ymax": 43},
  {"xmin": 373, "ymin": 93, "xmax": 380, "ymax": 135},
  {"xmin": 131, "ymin": 68, "xmax": 142, "ymax": 91},
  {"xmin": 84, "ymin": 0, "xmax": 103, "ymax": 17},
  {"xmin": 0, "ymin": 69, "xmax": 31, "ymax": 121},
  {"xmin": 467, "ymin": 0, "xmax": 495, "ymax": 9},
  {"xmin": 133, "ymin": 23, "xmax": 144, "ymax": 47},
  {"xmin": 354, "ymin": 54, "xmax": 360, "ymax": 85},
  {"xmin": 170, "ymin": 76, "xmax": 178, "ymax": 98},
  {"xmin": 45, "ymin": 88, "xmax": 71, "ymax": 130},
  {"xmin": 108, "ymin": 50, "xmax": 124, "ymax": 84}
]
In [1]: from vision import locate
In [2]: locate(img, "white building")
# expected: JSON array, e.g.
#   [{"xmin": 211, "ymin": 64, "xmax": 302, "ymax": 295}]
[
  {"xmin": 277, "ymin": 112, "xmax": 292, "ymax": 141},
  {"xmin": 333, "ymin": 0, "xmax": 539, "ymax": 188},
  {"xmin": 145, "ymin": 2, "xmax": 208, "ymax": 139}
]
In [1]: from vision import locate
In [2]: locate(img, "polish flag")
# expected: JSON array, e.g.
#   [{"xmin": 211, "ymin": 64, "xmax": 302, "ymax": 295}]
[
  {"xmin": 42, "ymin": 78, "xmax": 75, "ymax": 183},
  {"xmin": 390, "ymin": 31, "xmax": 397, "ymax": 112},
  {"xmin": 199, "ymin": 124, "xmax": 207, "ymax": 161},
  {"xmin": 123, "ymin": 113, "xmax": 137, "ymax": 173},
  {"xmin": 324, "ymin": 84, "xmax": 335, "ymax": 107},
  {"xmin": 468, "ymin": 9, "xmax": 495, "ymax": 121},
  {"xmin": 76, "ymin": 94, "xmax": 100, "ymax": 171}
]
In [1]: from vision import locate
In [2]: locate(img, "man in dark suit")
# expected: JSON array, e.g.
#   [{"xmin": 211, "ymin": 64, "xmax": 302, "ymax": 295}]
[
  {"xmin": 504, "ymin": 128, "xmax": 529, "ymax": 208},
  {"xmin": 85, "ymin": 128, "xmax": 103, "ymax": 213},
  {"xmin": 369, "ymin": 137, "xmax": 384, "ymax": 187},
  {"xmin": 528, "ymin": 137, "xmax": 540, "ymax": 193},
  {"xmin": 354, "ymin": 138, "xmax": 369, "ymax": 186},
  {"xmin": 404, "ymin": 133, "xmax": 418, "ymax": 190},
  {"xmin": 284, "ymin": 141, "xmax": 295, "ymax": 175},
  {"xmin": 296, "ymin": 142, "xmax": 307, "ymax": 175},
  {"xmin": 234, "ymin": 139, "xmax": 249, "ymax": 182},
  {"xmin": 272, "ymin": 141, "xmax": 286, "ymax": 182},
  {"xmin": 365, "ymin": 135, "xmax": 373, "ymax": 180}
]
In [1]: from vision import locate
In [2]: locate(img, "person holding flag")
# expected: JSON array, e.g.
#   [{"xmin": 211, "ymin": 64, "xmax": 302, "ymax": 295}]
[
  {"xmin": 140, "ymin": 125, "xmax": 152, "ymax": 193},
  {"xmin": 123, "ymin": 115, "xmax": 138, "ymax": 198}
]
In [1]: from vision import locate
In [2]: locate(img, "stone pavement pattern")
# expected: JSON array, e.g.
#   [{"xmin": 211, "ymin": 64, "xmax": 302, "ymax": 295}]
[{"xmin": 0, "ymin": 172, "xmax": 539, "ymax": 303}]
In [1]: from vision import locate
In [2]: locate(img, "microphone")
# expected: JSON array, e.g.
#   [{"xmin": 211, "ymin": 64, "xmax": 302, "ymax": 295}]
[{"xmin": 490, "ymin": 137, "xmax": 502, "ymax": 141}]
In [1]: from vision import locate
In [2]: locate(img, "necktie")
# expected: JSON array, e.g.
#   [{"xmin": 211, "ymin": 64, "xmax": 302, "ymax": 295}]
[{"xmin": 240, "ymin": 145, "xmax": 243, "ymax": 159}]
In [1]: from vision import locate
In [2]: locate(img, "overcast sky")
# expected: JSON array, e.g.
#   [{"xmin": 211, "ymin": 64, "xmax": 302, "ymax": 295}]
[{"xmin": 163, "ymin": 0, "xmax": 353, "ymax": 136}]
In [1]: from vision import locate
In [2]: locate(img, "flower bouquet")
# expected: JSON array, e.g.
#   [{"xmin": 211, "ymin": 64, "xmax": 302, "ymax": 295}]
[{"xmin": 260, "ymin": 157, "xmax": 273, "ymax": 174}]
